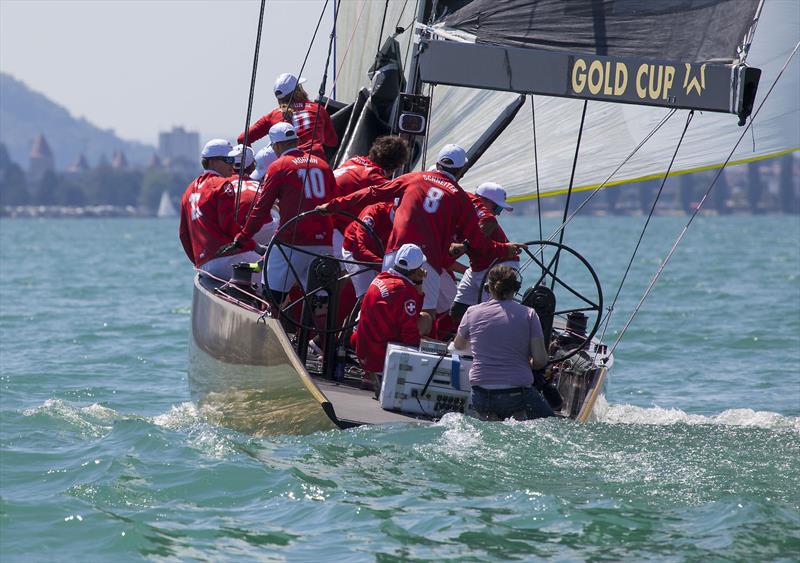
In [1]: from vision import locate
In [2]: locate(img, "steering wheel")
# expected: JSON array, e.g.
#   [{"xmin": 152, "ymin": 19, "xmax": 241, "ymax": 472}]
[
  {"xmin": 263, "ymin": 209, "xmax": 384, "ymax": 334},
  {"xmin": 480, "ymin": 240, "xmax": 603, "ymax": 365}
]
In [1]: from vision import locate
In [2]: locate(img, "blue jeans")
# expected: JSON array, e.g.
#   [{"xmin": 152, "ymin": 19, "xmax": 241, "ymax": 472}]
[{"xmin": 471, "ymin": 386, "xmax": 555, "ymax": 421}]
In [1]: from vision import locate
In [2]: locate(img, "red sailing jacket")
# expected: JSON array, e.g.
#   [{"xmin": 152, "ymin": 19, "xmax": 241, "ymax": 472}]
[
  {"xmin": 238, "ymin": 101, "xmax": 337, "ymax": 159},
  {"xmin": 325, "ymin": 170, "xmax": 512, "ymax": 272},
  {"xmin": 235, "ymin": 149, "xmax": 337, "ymax": 247},
  {"xmin": 179, "ymin": 171, "xmax": 256, "ymax": 267},
  {"xmin": 332, "ymin": 156, "xmax": 389, "ymax": 233},
  {"xmin": 465, "ymin": 193, "xmax": 519, "ymax": 272},
  {"xmin": 342, "ymin": 201, "xmax": 394, "ymax": 264},
  {"xmin": 226, "ymin": 173, "xmax": 262, "ymax": 225},
  {"xmin": 355, "ymin": 270, "xmax": 422, "ymax": 373}
]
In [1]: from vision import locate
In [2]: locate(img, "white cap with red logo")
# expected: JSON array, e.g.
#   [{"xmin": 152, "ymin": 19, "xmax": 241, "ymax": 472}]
[
  {"xmin": 201, "ymin": 139, "xmax": 233, "ymax": 158},
  {"xmin": 268, "ymin": 122, "xmax": 298, "ymax": 144},
  {"xmin": 273, "ymin": 73, "xmax": 307, "ymax": 98},
  {"xmin": 251, "ymin": 146, "xmax": 278, "ymax": 181},
  {"xmin": 394, "ymin": 243, "xmax": 427, "ymax": 271},
  {"xmin": 436, "ymin": 143, "xmax": 468, "ymax": 168},
  {"xmin": 476, "ymin": 181, "xmax": 513, "ymax": 211},
  {"xmin": 228, "ymin": 144, "xmax": 255, "ymax": 168}
]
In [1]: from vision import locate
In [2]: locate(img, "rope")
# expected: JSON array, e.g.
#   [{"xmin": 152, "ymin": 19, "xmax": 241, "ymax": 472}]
[
  {"xmin": 234, "ymin": 0, "xmax": 267, "ymax": 224},
  {"xmin": 593, "ymin": 109, "xmax": 695, "ymax": 360},
  {"xmin": 607, "ymin": 40, "xmax": 800, "ymax": 358},
  {"xmin": 373, "ymin": 0, "xmax": 390, "ymax": 70},
  {"xmin": 325, "ymin": 0, "xmax": 369, "ymax": 107},
  {"xmin": 278, "ymin": 0, "xmax": 339, "ymax": 295},
  {"xmin": 420, "ymin": 83, "xmax": 435, "ymax": 170},
  {"xmin": 530, "ymin": 95, "xmax": 544, "ymax": 273},
  {"xmin": 551, "ymin": 100, "xmax": 588, "ymax": 289}
]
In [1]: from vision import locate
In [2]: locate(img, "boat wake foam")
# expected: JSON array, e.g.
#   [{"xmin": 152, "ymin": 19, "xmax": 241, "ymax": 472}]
[
  {"xmin": 592, "ymin": 396, "xmax": 800, "ymax": 432},
  {"xmin": 22, "ymin": 399, "xmax": 121, "ymax": 437}
]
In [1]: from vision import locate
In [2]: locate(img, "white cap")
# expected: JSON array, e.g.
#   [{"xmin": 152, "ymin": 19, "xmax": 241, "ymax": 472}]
[
  {"xmin": 228, "ymin": 144, "xmax": 255, "ymax": 169},
  {"xmin": 476, "ymin": 181, "xmax": 513, "ymax": 211},
  {"xmin": 251, "ymin": 146, "xmax": 278, "ymax": 181},
  {"xmin": 436, "ymin": 143, "xmax": 468, "ymax": 168},
  {"xmin": 268, "ymin": 122, "xmax": 298, "ymax": 144},
  {"xmin": 201, "ymin": 138, "xmax": 233, "ymax": 158},
  {"xmin": 394, "ymin": 243, "xmax": 426, "ymax": 271},
  {"xmin": 273, "ymin": 73, "xmax": 307, "ymax": 98}
]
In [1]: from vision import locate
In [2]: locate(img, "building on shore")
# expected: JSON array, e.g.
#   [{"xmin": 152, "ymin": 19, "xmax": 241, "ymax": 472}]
[
  {"xmin": 28, "ymin": 134, "xmax": 54, "ymax": 184},
  {"xmin": 158, "ymin": 126, "xmax": 199, "ymax": 163}
]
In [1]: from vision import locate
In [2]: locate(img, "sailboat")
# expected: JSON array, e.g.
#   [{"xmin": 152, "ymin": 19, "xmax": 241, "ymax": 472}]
[
  {"xmin": 187, "ymin": 0, "xmax": 799, "ymax": 436},
  {"xmin": 157, "ymin": 191, "xmax": 178, "ymax": 218}
]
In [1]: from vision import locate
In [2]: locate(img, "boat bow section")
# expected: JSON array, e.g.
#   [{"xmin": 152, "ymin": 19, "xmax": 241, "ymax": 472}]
[{"xmin": 189, "ymin": 275, "xmax": 337, "ymax": 435}]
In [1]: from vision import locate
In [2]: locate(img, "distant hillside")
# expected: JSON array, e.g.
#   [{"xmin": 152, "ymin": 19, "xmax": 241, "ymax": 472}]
[{"xmin": 0, "ymin": 72, "xmax": 155, "ymax": 170}]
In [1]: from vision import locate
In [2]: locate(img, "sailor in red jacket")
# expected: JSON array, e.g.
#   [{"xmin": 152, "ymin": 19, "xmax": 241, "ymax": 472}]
[
  {"xmin": 238, "ymin": 73, "xmax": 337, "ymax": 160},
  {"xmin": 332, "ymin": 136, "xmax": 409, "ymax": 258},
  {"xmin": 221, "ymin": 123, "xmax": 338, "ymax": 305},
  {"xmin": 179, "ymin": 139, "xmax": 262, "ymax": 281},
  {"xmin": 451, "ymin": 182, "xmax": 520, "ymax": 323},
  {"xmin": 354, "ymin": 243, "xmax": 426, "ymax": 387},
  {"xmin": 232, "ymin": 144, "xmax": 280, "ymax": 246},
  {"xmin": 319, "ymin": 144, "xmax": 523, "ymax": 329},
  {"xmin": 341, "ymin": 200, "xmax": 395, "ymax": 297}
]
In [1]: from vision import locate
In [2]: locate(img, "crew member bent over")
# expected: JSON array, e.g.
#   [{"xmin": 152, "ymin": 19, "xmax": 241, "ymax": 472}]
[
  {"xmin": 341, "ymin": 201, "xmax": 395, "ymax": 298},
  {"xmin": 332, "ymin": 136, "xmax": 409, "ymax": 257},
  {"xmin": 354, "ymin": 244, "xmax": 426, "ymax": 393},
  {"xmin": 454, "ymin": 265, "xmax": 554, "ymax": 421},
  {"xmin": 450, "ymin": 181, "xmax": 519, "ymax": 324},
  {"xmin": 179, "ymin": 139, "xmax": 262, "ymax": 281}
]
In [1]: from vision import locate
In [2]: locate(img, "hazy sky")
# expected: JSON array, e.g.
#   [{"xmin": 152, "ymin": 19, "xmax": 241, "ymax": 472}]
[{"xmin": 0, "ymin": 0, "xmax": 333, "ymax": 147}]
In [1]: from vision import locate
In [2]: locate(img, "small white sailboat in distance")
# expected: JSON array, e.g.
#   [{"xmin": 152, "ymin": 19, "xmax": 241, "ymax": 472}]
[{"xmin": 157, "ymin": 191, "xmax": 177, "ymax": 218}]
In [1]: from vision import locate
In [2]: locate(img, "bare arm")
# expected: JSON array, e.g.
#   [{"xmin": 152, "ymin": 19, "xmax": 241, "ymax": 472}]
[{"xmin": 530, "ymin": 336, "xmax": 548, "ymax": 370}]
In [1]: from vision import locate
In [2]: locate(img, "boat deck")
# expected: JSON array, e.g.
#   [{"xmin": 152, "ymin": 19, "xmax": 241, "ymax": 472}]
[{"xmin": 312, "ymin": 377, "xmax": 430, "ymax": 426}]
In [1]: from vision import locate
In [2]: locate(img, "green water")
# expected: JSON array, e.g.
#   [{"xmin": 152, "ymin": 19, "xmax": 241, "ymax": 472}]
[{"xmin": 1, "ymin": 216, "xmax": 798, "ymax": 561}]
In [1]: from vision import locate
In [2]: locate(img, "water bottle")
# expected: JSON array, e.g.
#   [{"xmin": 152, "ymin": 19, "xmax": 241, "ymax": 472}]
[
  {"xmin": 335, "ymin": 345, "xmax": 346, "ymax": 382},
  {"xmin": 450, "ymin": 353, "xmax": 461, "ymax": 390}
]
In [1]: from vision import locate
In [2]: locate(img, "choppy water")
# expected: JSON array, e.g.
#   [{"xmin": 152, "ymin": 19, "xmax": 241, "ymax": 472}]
[{"xmin": 1, "ymin": 216, "xmax": 798, "ymax": 561}]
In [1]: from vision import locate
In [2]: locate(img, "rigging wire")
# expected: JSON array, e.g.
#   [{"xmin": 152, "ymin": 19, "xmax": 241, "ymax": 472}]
[
  {"xmin": 593, "ymin": 109, "xmax": 695, "ymax": 360},
  {"xmin": 518, "ymin": 108, "xmax": 677, "ymax": 275},
  {"xmin": 403, "ymin": 0, "xmax": 422, "ymax": 74},
  {"xmin": 530, "ymin": 95, "xmax": 544, "ymax": 274},
  {"xmin": 420, "ymin": 83, "xmax": 435, "ymax": 170},
  {"xmin": 550, "ymin": 100, "xmax": 588, "ymax": 289},
  {"xmin": 606, "ymin": 39, "xmax": 800, "ymax": 358},
  {"xmin": 234, "ymin": 0, "xmax": 267, "ymax": 224},
  {"xmin": 374, "ymin": 0, "xmax": 390, "ymax": 69},
  {"xmin": 325, "ymin": 0, "xmax": 369, "ymax": 104}
]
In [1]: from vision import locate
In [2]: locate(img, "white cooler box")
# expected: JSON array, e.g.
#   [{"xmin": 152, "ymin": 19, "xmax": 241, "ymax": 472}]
[{"xmin": 379, "ymin": 343, "xmax": 472, "ymax": 417}]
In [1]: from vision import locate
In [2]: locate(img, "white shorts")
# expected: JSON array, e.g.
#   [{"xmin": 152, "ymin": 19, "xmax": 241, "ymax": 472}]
[
  {"xmin": 252, "ymin": 209, "xmax": 280, "ymax": 246},
  {"xmin": 201, "ymin": 251, "xmax": 262, "ymax": 284},
  {"xmin": 341, "ymin": 247, "xmax": 378, "ymax": 298},
  {"xmin": 332, "ymin": 229, "xmax": 345, "ymax": 260},
  {"xmin": 382, "ymin": 250, "xmax": 453, "ymax": 313},
  {"xmin": 454, "ymin": 260, "xmax": 520, "ymax": 306},
  {"xmin": 265, "ymin": 245, "xmax": 332, "ymax": 293}
]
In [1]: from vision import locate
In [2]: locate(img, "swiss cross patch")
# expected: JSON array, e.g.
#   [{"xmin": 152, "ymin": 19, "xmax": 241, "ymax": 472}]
[
  {"xmin": 363, "ymin": 215, "xmax": 375, "ymax": 228},
  {"xmin": 404, "ymin": 299, "xmax": 417, "ymax": 316}
]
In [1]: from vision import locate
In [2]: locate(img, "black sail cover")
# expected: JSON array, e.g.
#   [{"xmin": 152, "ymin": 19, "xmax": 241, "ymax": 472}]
[{"xmin": 441, "ymin": 0, "xmax": 760, "ymax": 63}]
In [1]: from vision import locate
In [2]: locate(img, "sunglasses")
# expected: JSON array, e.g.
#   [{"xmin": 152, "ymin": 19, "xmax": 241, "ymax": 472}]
[{"xmin": 211, "ymin": 156, "xmax": 235, "ymax": 164}]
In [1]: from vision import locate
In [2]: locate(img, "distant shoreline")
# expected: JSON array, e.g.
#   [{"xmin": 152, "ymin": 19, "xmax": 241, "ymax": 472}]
[{"xmin": 2, "ymin": 205, "xmax": 795, "ymax": 219}]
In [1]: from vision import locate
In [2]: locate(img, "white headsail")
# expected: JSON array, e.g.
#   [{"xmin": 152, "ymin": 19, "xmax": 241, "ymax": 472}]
[{"xmin": 334, "ymin": 0, "xmax": 799, "ymax": 200}]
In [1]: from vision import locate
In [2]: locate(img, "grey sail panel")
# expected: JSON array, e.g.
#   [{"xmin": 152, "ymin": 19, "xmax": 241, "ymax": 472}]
[{"xmin": 441, "ymin": 0, "xmax": 761, "ymax": 63}]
